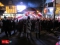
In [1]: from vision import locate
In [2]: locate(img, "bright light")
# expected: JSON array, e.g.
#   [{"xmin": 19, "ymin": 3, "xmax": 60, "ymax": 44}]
[
  {"xmin": 37, "ymin": 11, "xmax": 39, "ymax": 13},
  {"xmin": 17, "ymin": 5, "xmax": 26, "ymax": 12},
  {"xmin": 50, "ymin": 8, "xmax": 53, "ymax": 12},
  {"xmin": 47, "ymin": 7, "xmax": 54, "ymax": 15},
  {"xmin": 4, "ymin": 11, "xmax": 7, "ymax": 13}
]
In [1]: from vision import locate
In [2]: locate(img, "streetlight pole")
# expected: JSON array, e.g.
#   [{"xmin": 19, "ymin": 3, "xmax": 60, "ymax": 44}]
[
  {"xmin": 53, "ymin": 0, "xmax": 56, "ymax": 31},
  {"xmin": 53, "ymin": 0, "xmax": 56, "ymax": 21}
]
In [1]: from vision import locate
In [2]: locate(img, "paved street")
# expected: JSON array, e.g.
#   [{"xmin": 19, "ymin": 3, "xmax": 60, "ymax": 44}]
[{"xmin": 0, "ymin": 30, "xmax": 58, "ymax": 45}]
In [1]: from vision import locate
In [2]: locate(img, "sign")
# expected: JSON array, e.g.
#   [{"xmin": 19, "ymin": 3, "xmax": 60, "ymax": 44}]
[
  {"xmin": 1, "ymin": 40, "xmax": 10, "ymax": 44},
  {"xmin": 46, "ymin": 7, "xmax": 54, "ymax": 15}
]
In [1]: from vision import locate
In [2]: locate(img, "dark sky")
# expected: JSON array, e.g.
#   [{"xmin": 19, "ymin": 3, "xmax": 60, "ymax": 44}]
[{"xmin": 0, "ymin": 0, "xmax": 46, "ymax": 7}]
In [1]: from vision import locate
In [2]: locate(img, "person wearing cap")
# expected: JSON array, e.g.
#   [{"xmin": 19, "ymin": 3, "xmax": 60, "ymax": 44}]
[{"xmin": 2, "ymin": 16, "xmax": 11, "ymax": 38}]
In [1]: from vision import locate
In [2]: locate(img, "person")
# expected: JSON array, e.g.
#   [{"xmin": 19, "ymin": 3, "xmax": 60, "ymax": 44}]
[
  {"xmin": 17, "ymin": 20, "xmax": 23, "ymax": 37},
  {"xmin": 31, "ymin": 19, "xmax": 35, "ymax": 32},
  {"xmin": 2, "ymin": 16, "xmax": 11, "ymax": 38},
  {"xmin": 11, "ymin": 19, "xmax": 15, "ymax": 34},
  {"xmin": 56, "ymin": 36, "xmax": 60, "ymax": 45},
  {"xmin": 35, "ymin": 19, "xmax": 39, "ymax": 38},
  {"xmin": 23, "ymin": 19, "xmax": 27, "ymax": 37},
  {"xmin": 0, "ymin": 20, "xmax": 2, "ymax": 33},
  {"xmin": 26, "ymin": 16, "xmax": 32, "ymax": 39}
]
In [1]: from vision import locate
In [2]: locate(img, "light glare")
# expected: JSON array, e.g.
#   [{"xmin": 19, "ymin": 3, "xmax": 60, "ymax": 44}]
[{"xmin": 17, "ymin": 5, "xmax": 26, "ymax": 12}]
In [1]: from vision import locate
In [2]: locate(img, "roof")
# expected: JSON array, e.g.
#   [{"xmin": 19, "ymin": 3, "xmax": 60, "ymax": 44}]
[{"xmin": 0, "ymin": 2, "xmax": 4, "ymax": 6}]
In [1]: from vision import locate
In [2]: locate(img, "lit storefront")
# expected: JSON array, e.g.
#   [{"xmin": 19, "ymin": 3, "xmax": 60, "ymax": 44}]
[
  {"xmin": 3, "ymin": 5, "xmax": 17, "ymax": 18},
  {"xmin": 3, "ymin": 2, "xmax": 27, "ymax": 19},
  {"xmin": 55, "ymin": 3, "xmax": 60, "ymax": 15},
  {"xmin": 0, "ymin": 2, "xmax": 17, "ymax": 18},
  {"xmin": 6, "ymin": 6, "xmax": 17, "ymax": 13},
  {"xmin": 55, "ymin": 3, "xmax": 60, "ymax": 19},
  {"xmin": 0, "ymin": 2, "xmax": 42, "ymax": 20},
  {"xmin": 0, "ymin": 2, "xmax": 5, "ymax": 19}
]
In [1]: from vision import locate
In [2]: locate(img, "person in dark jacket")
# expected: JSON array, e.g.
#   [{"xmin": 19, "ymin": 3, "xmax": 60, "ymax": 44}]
[
  {"xmin": 11, "ymin": 19, "xmax": 15, "ymax": 33},
  {"xmin": 2, "ymin": 17, "xmax": 11, "ymax": 37},
  {"xmin": 26, "ymin": 16, "xmax": 32, "ymax": 39},
  {"xmin": 17, "ymin": 20, "xmax": 23, "ymax": 37},
  {"xmin": 23, "ymin": 19, "xmax": 27, "ymax": 37}
]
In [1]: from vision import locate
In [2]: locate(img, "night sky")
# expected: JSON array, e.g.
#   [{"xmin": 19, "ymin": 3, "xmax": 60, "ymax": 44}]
[
  {"xmin": 0, "ymin": 0, "xmax": 46, "ymax": 7},
  {"xmin": 0, "ymin": 0, "xmax": 46, "ymax": 12}
]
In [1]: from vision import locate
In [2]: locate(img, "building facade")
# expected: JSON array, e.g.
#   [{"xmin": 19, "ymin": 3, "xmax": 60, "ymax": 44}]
[{"xmin": 0, "ymin": 2, "xmax": 17, "ymax": 18}]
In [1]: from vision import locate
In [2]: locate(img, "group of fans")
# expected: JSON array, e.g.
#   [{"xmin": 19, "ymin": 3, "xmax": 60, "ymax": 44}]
[{"xmin": 0, "ymin": 16, "xmax": 60, "ymax": 39}]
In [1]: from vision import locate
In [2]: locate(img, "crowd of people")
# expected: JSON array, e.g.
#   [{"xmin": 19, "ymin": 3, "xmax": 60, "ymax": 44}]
[{"xmin": 0, "ymin": 16, "xmax": 60, "ymax": 38}]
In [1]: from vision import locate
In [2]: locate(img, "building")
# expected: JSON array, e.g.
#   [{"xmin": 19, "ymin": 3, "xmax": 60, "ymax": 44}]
[
  {"xmin": 55, "ymin": 3, "xmax": 60, "ymax": 15},
  {"xmin": 3, "ymin": 5, "xmax": 17, "ymax": 18},
  {"xmin": 0, "ymin": 2, "xmax": 5, "ymax": 15},
  {"xmin": 0, "ymin": 2, "xmax": 17, "ymax": 18},
  {"xmin": 43, "ymin": 1, "xmax": 60, "ymax": 18}
]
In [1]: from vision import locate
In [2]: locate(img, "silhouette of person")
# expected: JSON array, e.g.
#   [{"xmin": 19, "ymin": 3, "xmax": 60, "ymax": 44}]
[
  {"xmin": 2, "ymin": 16, "xmax": 11, "ymax": 37},
  {"xmin": 26, "ymin": 16, "xmax": 32, "ymax": 39}
]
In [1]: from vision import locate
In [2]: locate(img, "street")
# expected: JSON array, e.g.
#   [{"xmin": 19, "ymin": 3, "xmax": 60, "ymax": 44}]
[{"xmin": 0, "ymin": 30, "xmax": 58, "ymax": 45}]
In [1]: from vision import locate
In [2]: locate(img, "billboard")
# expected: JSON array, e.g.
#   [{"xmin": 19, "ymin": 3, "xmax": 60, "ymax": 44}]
[
  {"xmin": 46, "ymin": 7, "xmax": 54, "ymax": 15},
  {"xmin": 17, "ymin": 5, "xmax": 26, "ymax": 12}
]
